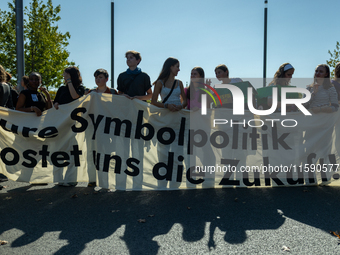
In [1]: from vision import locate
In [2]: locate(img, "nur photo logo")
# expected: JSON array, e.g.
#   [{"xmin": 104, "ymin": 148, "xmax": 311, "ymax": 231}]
[{"xmin": 200, "ymin": 84, "xmax": 312, "ymax": 116}]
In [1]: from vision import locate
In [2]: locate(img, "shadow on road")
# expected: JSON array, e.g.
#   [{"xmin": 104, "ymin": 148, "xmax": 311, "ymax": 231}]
[{"xmin": 1, "ymin": 184, "xmax": 340, "ymax": 254}]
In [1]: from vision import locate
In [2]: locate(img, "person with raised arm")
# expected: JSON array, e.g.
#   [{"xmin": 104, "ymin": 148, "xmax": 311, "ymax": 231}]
[{"xmin": 53, "ymin": 66, "xmax": 85, "ymax": 187}]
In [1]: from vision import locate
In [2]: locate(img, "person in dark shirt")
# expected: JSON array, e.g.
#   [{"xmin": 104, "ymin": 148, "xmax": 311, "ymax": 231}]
[
  {"xmin": 54, "ymin": 66, "xmax": 85, "ymax": 109},
  {"xmin": 54, "ymin": 66, "xmax": 85, "ymax": 187},
  {"xmin": 117, "ymin": 50, "xmax": 152, "ymax": 101},
  {"xmin": 16, "ymin": 72, "xmax": 52, "ymax": 116}
]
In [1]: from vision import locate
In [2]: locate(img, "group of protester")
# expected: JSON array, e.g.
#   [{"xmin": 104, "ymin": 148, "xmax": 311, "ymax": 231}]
[
  {"xmin": 0, "ymin": 50, "xmax": 340, "ymax": 187},
  {"xmin": 1, "ymin": 51, "xmax": 339, "ymax": 115}
]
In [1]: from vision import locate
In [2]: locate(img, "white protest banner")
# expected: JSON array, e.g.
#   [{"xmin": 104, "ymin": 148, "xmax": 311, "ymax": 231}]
[{"xmin": 0, "ymin": 93, "xmax": 339, "ymax": 190}]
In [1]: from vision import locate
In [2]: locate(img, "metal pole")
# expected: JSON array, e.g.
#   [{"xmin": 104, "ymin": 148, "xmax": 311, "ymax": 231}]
[
  {"xmin": 111, "ymin": 2, "xmax": 114, "ymax": 88},
  {"xmin": 263, "ymin": 0, "xmax": 268, "ymax": 87},
  {"xmin": 15, "ymin": 0, "xmax": 25, "ymax": 91}
]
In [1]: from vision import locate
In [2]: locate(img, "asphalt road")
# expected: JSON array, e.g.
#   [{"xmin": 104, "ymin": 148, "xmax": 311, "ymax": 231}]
[{"xmin": 1, "ymin": 180, "xmax": 340, "ymax": 254}]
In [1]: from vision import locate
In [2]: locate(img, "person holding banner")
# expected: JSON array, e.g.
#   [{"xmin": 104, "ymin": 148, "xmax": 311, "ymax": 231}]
[
  {"xmin": 117, "ymin": 50, "xmax": 152, "ymax": 101},
  {"xmin": 54, "ymin": 66, "xmax": 85, "ymax": 187},
  {"xmin": 16, "ymin": 72, "xmax": 52, "ymax": 116},
  {"xmin": 151, "ymin": 57, "xmax": 186, "ymax": 111},
  {"xmin": 307, "ymin": 64, "xmax": 339, "ymax": 113},
  {"xmin": 151, "ymin": 57, "xmax": 186, "ymax": 189},
  {"xmin": 117, "ymin": 51, "xmax": 152, "ymax": 190},
  {"xmin": 331, "ymin": 62, "xmax": 340, "ymax": 101},
  {"xmin": 86, "ymin": 68, "xmax": 116, "ymax": 187}
]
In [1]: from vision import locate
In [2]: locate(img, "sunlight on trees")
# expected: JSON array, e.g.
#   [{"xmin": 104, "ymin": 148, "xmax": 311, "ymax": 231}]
[{"xmin": 0, "ymin": 0, "xmax": 75, "ymax": 89}]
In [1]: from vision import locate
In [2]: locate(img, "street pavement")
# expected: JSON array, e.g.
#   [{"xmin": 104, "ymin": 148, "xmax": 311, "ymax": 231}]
[{"xmin": 1, "ymin": 180, "xmax": 340, "ymax": 254}]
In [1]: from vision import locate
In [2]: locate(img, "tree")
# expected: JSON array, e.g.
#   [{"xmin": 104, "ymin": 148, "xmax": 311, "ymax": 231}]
[
  {"xmin": 0, "ymin": 0, "xmax": 74, "ymax": 89},
  {"xmin": 0, "ymin": 2, "xmax": 16, "ymax": 79},
  {"xmin": 327, "ymin": 41, "xmax": 340, "ymax": 78}
]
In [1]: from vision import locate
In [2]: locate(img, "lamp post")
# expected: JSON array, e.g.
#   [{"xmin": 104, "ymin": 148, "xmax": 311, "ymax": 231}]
[
  {"xmin": 111, "ymin": 2, "xmax": 114, "ymax": 88},
  {"xmin": 263, "ymin": 0, "xmax": 268, "ymax": 87},
  {"xmin": 15, "ymin": 0, "xmax": 25, "ymax": 91}
]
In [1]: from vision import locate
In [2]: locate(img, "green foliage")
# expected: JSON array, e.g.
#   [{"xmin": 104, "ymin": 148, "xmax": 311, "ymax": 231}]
[
  {"xmin": 48, "ymin": 90, "xmax": 57, "ymax": 100},
  {"xmin": 327, "ymin": 41, "xmax": 340, "ymax": 78},
  {"xmin": 0, "ymin": 2, "xmax": 17, "ymax": 78},
  {"xmin": 0, "ymin": 0, "xmax": 74, "ymax": 89}
]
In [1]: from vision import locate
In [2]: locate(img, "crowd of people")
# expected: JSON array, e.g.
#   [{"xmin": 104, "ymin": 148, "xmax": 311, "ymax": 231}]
[
  {"xmin": 1, "ymin": 51, "xmax": 339, "ymax": 115},
  {"xmin": 0, "ymin": 50, "xmax": 340, "ymax": 187}
]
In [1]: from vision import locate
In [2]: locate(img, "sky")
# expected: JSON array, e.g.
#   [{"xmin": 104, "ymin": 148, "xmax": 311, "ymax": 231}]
[{"xmin": 0, "ymin": 0, "xmax": 339, "ymax": 90}]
